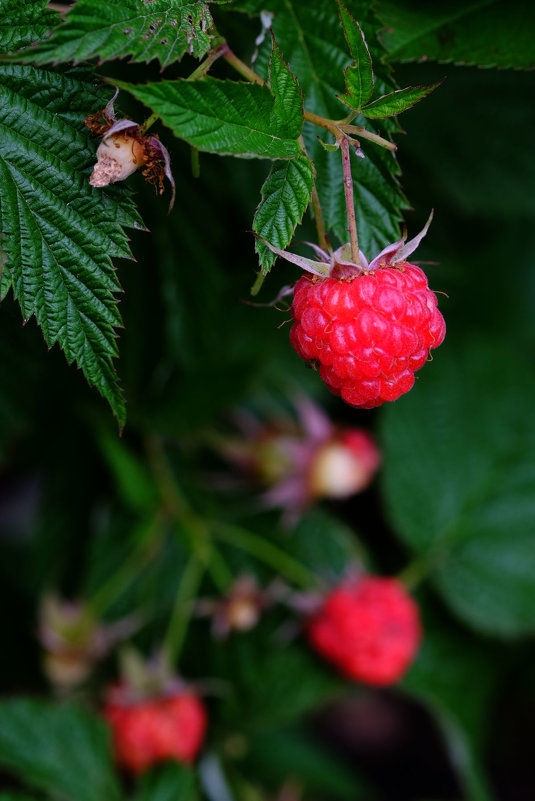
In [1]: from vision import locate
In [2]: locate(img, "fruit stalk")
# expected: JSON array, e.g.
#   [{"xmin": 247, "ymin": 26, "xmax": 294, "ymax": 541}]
[{"xmin": 340, "ymin": 136, "xmax": 360, "ymax": 266}]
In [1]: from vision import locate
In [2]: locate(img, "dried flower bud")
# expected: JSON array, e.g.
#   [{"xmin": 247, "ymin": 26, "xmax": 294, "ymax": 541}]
[{"xmin": 90, "ymin": 131, "xmax": 148, "ymax": 188}]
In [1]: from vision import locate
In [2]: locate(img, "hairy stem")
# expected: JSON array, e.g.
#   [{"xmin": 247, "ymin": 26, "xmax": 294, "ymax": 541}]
[{"xmin": 340, "ymin": 136, "xmax": 360, "ymax": 265}]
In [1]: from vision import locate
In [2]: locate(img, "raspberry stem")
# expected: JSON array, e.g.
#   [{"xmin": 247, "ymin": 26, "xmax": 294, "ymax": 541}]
[
  {"xmin": 213, "ymin": 522, "xmax": 320, "ymax": 590},
  {"xmin": 340, "ymin": 136, "xmax": 360, "ymax": 266}
]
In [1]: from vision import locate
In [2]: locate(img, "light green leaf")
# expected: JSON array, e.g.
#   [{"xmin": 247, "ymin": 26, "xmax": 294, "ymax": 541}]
[
  {"xmin": 337, "ymin": 0, "xmax": 374, "ymax": 111},
  {"xmin": 380, "ymin": 338, "xmax": 535, "ymax": 637},
  {"xmin": 28, "ymin": 0, "xmax": 223, "ymax": 68},
  {"xmin": 133, "ymin": 763, "xmax": 199, "ymax": 801},
  {"xmin": 360, "ymin": 81, "xmax": 443, "ymax": 118},
  {"xmin": 119, "ymin": 77, "xmax": 302, "ymax": 159},
  {"xmin": 378, "ymin": 0, "xmax": 535, "ymax": 69},
  {"xmin": 268, "ymin": 37, "xmax": 305, "ymax": 138},
  {"xmin": 0, "ymin": 697, "xmax": 122, "ymax": 801},
  {"xmin": 0, "ymin": 0, "xmax": 56, "ymax": 54},
  {"xmin": 0, "ymin": 64, "xmax": 143, "ymax": 425},
  {"xmin": 253, "ymin": 156, "xmax": 314, "ymax": 273}
]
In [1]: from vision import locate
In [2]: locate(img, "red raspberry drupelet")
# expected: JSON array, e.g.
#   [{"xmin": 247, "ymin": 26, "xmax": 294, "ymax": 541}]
[
  {"xmin": 307, "ymin": 576, "xmax": 421, "ymax": 686},
  {"xmin": 104, "ymin": 690, "xmax": 207, "ymax": 774},
  {"xmin": 290, "ymin": 262, "xmax": 446, "ymax": 409}
]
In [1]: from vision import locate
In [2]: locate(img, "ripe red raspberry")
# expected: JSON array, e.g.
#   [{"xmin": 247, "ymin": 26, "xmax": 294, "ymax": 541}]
[
  {"xmin": 104, "ymin": 689, "xmax": 207, "ymax": 773},
  {"xmin": 307, "ymin": 577, "xmax": 421, "ymax": 686},
  {"xmin": 290, "ymin": 263, "xmax": 445, "ymax": 408}
]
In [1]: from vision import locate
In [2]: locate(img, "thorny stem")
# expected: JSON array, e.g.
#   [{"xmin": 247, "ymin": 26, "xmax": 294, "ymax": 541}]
[{"xmin": 340, "ymin": 136, "xmax": 360, "ymax": 265}]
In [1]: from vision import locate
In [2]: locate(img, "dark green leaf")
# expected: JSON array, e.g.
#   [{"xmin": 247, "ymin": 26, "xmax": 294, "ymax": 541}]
[
  {"xmin": 361, "ymin": 81, "xmax": 443, "ymax": 118},
  {"xmin": 0, "ymin": 0, "xmax": 56, "ymax": 55},
  {"xmin": 28, "ymin": 0, "xmax": 223, "ymax": 68},
  {"xmin": 216, "ymin": 636, "xmax": 340, "ymax": 730},
  {"xmin": 97, "ymin": 428, "xmax": 158, "ymax": 513},
  {"xmin": 247, "ymin": 728, "xmax": 372, "ymax": 800},
  {"xmin": 337, "ymin": 0, "xmax": 374, "ymax": 111},
  {"xmin": 0, "ymin": 65, "xmax": 143, "ymax": 424},
  {"xmin": 0, "ymin": 697, "xmax": 121, "ymax": 801},
  {"xmin": 380, "ymin": 338, "xmax": 535, "ymax": 637},
  {"xmin": 119, "ymin": 77, "xmax": 302, "ymax": 160},
  {"xmin": 403, "ymin": 603, "xmax": 498, "ymax": 801},
  {"xmin": 378, "ymin": 0, "xmax": 535, "ymax": 70},
  {"xmin": 291, "ymin": 508, "xmax": 368, "ymax": 578},
  {"xmin": 253, "ymin": 156, "xmax": 314, "ymax": 273},
  {"xmin": 0, "ymin": 795, "xmax": 43, "ymax": 801},
  {"xmin": 133, "ymin": 763, "xmax": 199, "ymax": 801},
  {"xmin": 268, "ymin": 37, "xmax": 305, "ymax": 138}
]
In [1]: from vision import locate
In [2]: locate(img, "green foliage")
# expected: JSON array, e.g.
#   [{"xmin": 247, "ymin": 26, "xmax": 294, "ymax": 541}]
[
  {"xmin": 29, "ymin": 0, "xmax": 223, "ymax": 67},
  {"xmin": 378, "ymin": 0, "xmax": 535, "ymax": 69},
  {"xmin": 359, "ymin": 81, "xmax": 443, "ymax": 118},
  {"xmin": 120, "ymin": 77, "xmax": 302, "ymax": 159},
  {"xmin": 337, "ymin": 1, "xmax": 374, "ymax": 110},
  {"xmin": 380, "ymin": 339, "xmax": 535, "ymax": 637},
  {"xmin": 246, "ymin": 727, "xmax": 371, "ymax": 800},
  {"xmin": 403, "ymin": 604, "xmax": 498, "ymax": 801},
  {"xmin": 0, "ymin": 64, "xmax": 142, "ymax": 424},
  {"xmin": 237, "ymin": 0, "xmax": 407, "ymax": 255},
  {"xmin": 253, "ymin": 156, "xmax": 314, "ymax": 273},
  {"xmin": 0, "ymin": 698, "xmax": 121, "ymax": 801},
  {"xmin": 290, "ymin": 508, "xmax": 368, "ymax": 577},
  {"xmin": 133, "ymin": 763, "xmax": 199, "ymax": 801},
  {"xmin": 0, "ymin": 0, "xmax": 56, "ymax": 54}
]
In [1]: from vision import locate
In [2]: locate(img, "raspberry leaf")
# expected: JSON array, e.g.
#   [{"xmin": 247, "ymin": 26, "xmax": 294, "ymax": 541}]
[
  {"xmin": 336, "ymin": 0, "xmax": 374, "ymax": 111},
  {"xmin": 253, "ymin": 156, "xmax": 314, "ymax": 274},
  {"xmin": 360, "ymin": 81, "xmax": 444, "ymax": 118},
  {"xmin": 403, "ymin": 604, "xmax": 498, "ymax": 801},
  {"xmin": 118, "ymin": 78, "xmax": 303, "ymax": 159},
  {"xmin": 0, "ymin": 698, "xmax": 122, "ymax": 801},
  {"xmin": 26, "ymin": 0, "xmax": 224, "ymax": 68},
  {"xmin": 0, "ymin": 0, "xmax": 56, "ymax": 54},
  {"xmin": 133, "ymin": 763, "xmax": 198, "ymax": 801},
  {"xmin": 378, "ymin": 0, "xmax": 535, "ymax": 70},
  {"xmin": 0, "ymin": 64, "xmax": 143, "ymax": 426},
  {"xmin": 380, "ymin": 339, "xmax": 535, "ymax": 637}
]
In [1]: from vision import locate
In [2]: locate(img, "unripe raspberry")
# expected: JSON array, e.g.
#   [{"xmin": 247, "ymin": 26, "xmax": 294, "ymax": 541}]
[
  {"xmin": 290, "ymin": 263, "xmax": 445, "ymax": 409},
  {"xmin": 307, "ymin": 577, "xmax": 421, "ymax": 685},
  {"xmin": 104, "ymin": 688, "xmax": 207, "ymax": 773}
]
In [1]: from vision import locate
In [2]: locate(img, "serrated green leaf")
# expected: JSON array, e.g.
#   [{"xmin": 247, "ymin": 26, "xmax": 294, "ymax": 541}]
[
  {"xmin": 360, "ymin": 81, "xmax": 443, "ymax": 118},
  {"xmin": 378, "ymin": 0, "xmax": 535, "ymax": 70},
  {"xmin": 0, "ymin": 697, "xmax": 121, "ymax": 801},
  {"xmin": 380, "ymin": 338, "xmax": 535, "ymax": 637},
  {"xmin": 119, "ymin": 77, "xmax": 302, "ymax": 159},
  {"xmin": 133, "ymin": 763, "xmax": 198, "ymax": 801},
  {"xmin": 0, "ymin": 0, "xmax": 56, "ymax": 55},
  {"xmin": 233, "ymin": 0, "xmax": 407, "ymax": 256},
  {"xmin": 28, "ymin": 0, "xmax": 222, "ymax": 68},
  {"xmin": 0, "ymin": 64, "xmax": 143, "ymax": 425},
  {"xmin": 268, "ymin": 37, "xmax": 305, "ymax": 137},
  {"xmin": 337, "ymin": 0, "xmax": 374, "ymax": 111},
  {"xmin": 253, "ymin": 156, "xmax": 314, "ymax": 273}
]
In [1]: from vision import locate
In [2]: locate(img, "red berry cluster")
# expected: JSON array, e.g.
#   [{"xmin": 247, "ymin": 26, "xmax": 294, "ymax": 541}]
[
  {"xmin": 104, "ymin": 689, "xmax": 207, "ymax": 773},
  {"xmin": 290, "ymin": 263, "xmax": 445, "ymax": 408},
  {"xmin": 307, "ymin": 577, "xmax": 421, "ymax": 685}
]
